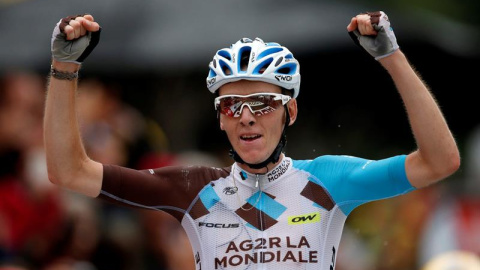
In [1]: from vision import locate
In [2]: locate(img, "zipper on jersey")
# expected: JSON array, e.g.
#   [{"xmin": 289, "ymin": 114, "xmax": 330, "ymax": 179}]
[
  {"xmin": 255, "ymin": 173, "xmax": 266, "ymax": 268},
  {"xmin": 233, "ymin": 165, "xmax": 262, "ymax": 211}
]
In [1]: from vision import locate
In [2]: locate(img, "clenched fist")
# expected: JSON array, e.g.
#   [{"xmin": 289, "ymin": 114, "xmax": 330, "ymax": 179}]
[
  {"xmin": 347, "ymin": 11, "xmax": 399, "ymax": 60},
  {"xmin": 51, "ymin": 14, "xmax": 101, "ymax": 64}
]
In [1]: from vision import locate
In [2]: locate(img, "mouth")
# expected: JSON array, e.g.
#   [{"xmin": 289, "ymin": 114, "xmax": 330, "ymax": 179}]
[{"xmin": 240, "ymin": 134, "xmax": 262, "ymax": 142}]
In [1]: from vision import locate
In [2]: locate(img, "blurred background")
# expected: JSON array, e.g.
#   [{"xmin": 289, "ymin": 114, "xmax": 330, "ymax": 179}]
[{"xmin": 1, "ymin": 0, "xmax": 480, "ymax": 269}]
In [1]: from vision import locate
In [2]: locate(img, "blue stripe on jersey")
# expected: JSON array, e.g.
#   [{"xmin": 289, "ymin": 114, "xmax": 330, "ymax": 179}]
[
  {"xmin": 293, "ymin": 155, "xmax": 415, "ymax": 215},
  {"xmin": 247, "ymin": 191, "xmax": 287, "ymax": 219},
  {"xmin": 199, "ymin": 184, "xmax": 220, "ymax": 210}
]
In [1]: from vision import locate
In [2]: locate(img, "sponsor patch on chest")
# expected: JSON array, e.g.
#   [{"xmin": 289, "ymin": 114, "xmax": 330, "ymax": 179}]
[{"xmin": 288, "ymin": 212, "xmax": 321, "ymax": 225}]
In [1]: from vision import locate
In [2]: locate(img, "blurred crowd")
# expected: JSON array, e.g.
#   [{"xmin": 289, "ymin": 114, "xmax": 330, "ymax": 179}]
[
  {"xmin": 0, "ymin": 70, "xmax": 208, "ymax": 270},
  {"xmin": 0, "ymin": 69, "xmax": 479, "ymax": 270}
]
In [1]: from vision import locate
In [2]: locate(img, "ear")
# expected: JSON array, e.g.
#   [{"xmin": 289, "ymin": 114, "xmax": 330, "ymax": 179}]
[{"xmin": 287, "ymin": 98, "xmax": 298, "ymax": 126}]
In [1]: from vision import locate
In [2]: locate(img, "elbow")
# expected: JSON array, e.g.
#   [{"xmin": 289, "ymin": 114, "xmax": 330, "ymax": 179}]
[
  {"xmin": 46, "ymin": 163, "xmax": 70, "ymax": 188},
  {"xmin": 408, "ymin": 148, "xmax": 460, "ymax": 188},
  {"xmin": 446, "ymin": 150, "xmax": 461, "ymax": 176},
  {"xmin": 435, "ymin": 150, "xmax": 461, "ymax": 181},
  {"xmin": 47, "ymin": 167, "xmax": 62, "ymax": 186}
]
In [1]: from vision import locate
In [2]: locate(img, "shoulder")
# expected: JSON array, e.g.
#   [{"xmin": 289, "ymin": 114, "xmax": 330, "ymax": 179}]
[
  {"xmin": 148, "ymin": 165, "xmax": 231, "ymax": 182},
  {"xmin": 103, "ymin": 164, "xmax": 231, "ymax": 189},
  {"xmin": 292, "ymin": 155, "xmax": 367, "ymax": 168}
]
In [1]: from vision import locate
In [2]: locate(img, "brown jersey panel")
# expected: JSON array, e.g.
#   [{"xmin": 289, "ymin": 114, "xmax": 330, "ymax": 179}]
[
  {"xmin": 235, "ymin": 206, "xmax": 278, "ymax": 231},
  {"xmin": 300, "ymin": 181, "xmax": 334, "ymax": 210},
  {"xmin": 189, "ymin": 195, "xmax": 211, "ymax": 220},
  {"xmin": 99, "ymin": 164, "xmax": 230, "ymax": 221}
]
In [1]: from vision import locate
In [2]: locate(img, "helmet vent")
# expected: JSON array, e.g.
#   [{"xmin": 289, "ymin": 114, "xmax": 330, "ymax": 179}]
[
  {"xmin": 238, "ymin": 46, "xmax": 252, "ymax": 72},
  {"xmin": 218, "ymin": 50, "xmax": 231, "ymax": 61},
  {"xmin": 253, "ymin": 58, "xmax": 273, "ymax": 75},
  {"xmin": 276, "ymin": 63, "xmax": 297, "ymax": 75},
  {"xmin": 257, "ymin": 47, "xmax": 283, "ymax": 61},
  {"xmin": 265, "ymin": 42, "xmax": 280, "ymax": 47},
  {"xmin": 274, "ymin": 57, "xmax": 283, "ymax": 67},
  {"xmin": 219, "ymin": 60, "xmax": 233, "ymax": 76},
  {"xmin": 208, "ymin": 69, "xmax": 217, "ymax": 78}
]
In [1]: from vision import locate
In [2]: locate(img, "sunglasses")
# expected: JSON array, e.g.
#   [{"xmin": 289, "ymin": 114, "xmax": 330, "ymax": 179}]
[{"xmin": 214, "ymin": 93, "xmax": 291, "ymax": 118}]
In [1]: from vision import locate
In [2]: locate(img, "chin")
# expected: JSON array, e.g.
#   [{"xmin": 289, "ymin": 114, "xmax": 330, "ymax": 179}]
[{"xmin": 237, "ymin": 150, "xmax": 270, "ymax": 164}]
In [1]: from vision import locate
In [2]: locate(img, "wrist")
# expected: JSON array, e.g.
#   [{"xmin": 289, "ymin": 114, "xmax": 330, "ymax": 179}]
[
  {"xmin": 50, "ymin": 59, "xmax": 81, "ymax": 81},
  {"xmin": 51, "ymin": 59, "xmax": 81, "ymax": 72},
  {"xmin": 379, "ymin": 50, "xmax": 406, "ymax": 69}
]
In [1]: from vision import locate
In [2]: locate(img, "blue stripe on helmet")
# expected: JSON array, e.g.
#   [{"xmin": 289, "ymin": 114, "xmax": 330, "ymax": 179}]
[{"xmin": 257, "ymin": 47, "xmax": 283, "ymax": 61}]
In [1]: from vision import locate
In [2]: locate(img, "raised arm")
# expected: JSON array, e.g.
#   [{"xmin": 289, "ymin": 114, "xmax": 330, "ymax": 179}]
[
  {"xmin": 347, "ymin": 11, "xmax": 460, "ymax": 188},
  {"xmin": 44, "ymin": 14, "xmax": 103, "ymax": 197}
]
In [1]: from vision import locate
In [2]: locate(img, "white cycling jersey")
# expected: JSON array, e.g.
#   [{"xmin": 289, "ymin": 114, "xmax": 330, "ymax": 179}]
[{"xmin": 99, "ymin": 154, "xmax": 414, "ymax": 269}]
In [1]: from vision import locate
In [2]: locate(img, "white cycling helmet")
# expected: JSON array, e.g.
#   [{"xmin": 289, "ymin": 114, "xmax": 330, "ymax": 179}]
[{"xmin": 206, "ymin": 38, "xmax": 300, "ymax": 98}]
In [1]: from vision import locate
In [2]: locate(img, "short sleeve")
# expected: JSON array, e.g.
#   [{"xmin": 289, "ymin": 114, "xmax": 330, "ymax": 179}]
[{"xmin": 294, "ymin": 155, "xmax": 415, "ymax": 215}]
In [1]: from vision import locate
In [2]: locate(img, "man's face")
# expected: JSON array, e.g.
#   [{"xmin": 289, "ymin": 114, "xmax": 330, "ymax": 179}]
[{"xmin": 218, "ymin": 80, "xmax": 296, "ymax": 166}]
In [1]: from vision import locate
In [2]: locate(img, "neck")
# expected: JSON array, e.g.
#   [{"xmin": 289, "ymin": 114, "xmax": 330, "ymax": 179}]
[{"xmin": 236, "ymin": 153, "xmax": 285, "ymax": 174}]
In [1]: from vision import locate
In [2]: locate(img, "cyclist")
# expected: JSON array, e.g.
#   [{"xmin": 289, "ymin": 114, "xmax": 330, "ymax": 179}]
[{"xmin": 45, "ymin": 11, "xmax": 460, "ymax": 269}]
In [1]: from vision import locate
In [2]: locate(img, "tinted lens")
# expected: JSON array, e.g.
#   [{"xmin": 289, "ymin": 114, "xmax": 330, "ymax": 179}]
[{"xmin": 217, "ymin": 94, "xmax": 283, "ymax": 117}]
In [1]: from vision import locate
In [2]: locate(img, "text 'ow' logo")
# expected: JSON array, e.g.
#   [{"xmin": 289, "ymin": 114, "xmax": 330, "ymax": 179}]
[{"xmin": 288, "ymin": 212, "xmax": 321, "ymax": 225}]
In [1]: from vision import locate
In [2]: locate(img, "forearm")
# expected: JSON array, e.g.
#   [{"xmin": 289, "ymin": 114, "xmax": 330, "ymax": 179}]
[
  {"xmin": 44, "ymin": 60, "xmax": 102, "ymax": 196},
  {"xmin": 380, "ymin": 51, "xmax": 460, "ymax": 186}
]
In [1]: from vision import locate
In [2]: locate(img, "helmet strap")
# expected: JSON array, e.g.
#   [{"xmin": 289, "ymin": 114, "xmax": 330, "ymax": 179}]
[{"xmin": 229, "ymin": 106, "xmax": 290, "ymax": 170}]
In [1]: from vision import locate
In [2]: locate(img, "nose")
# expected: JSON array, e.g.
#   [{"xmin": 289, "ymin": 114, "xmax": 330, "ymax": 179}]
[{"xmin": 239, "ymin": 104, "xmax": 256, "ymax": 126}]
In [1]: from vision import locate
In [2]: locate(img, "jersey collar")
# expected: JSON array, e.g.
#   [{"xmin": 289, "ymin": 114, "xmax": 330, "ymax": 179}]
[{"xmin": 233, "ymin": 157, "xmax": 292, "ymax": 188}]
